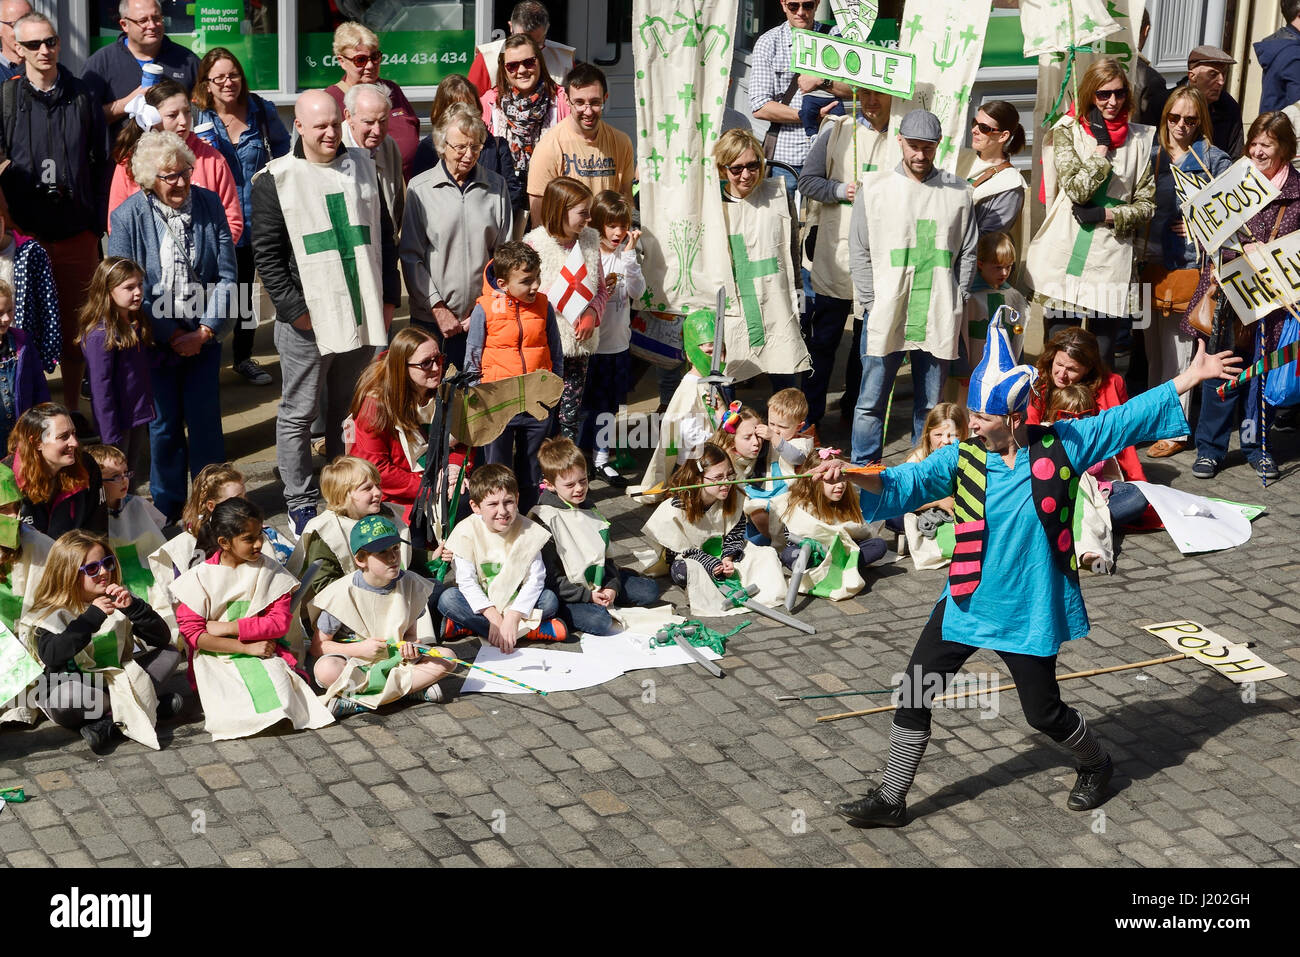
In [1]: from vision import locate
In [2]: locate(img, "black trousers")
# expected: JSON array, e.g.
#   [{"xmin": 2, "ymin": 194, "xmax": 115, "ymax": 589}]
[
  {"xmin": 802, "ymin": 293, "xmax": 852, "ymax": 425},
  {"xmin": 233, "ymin": 244, "xmax": 256, "ymax": 364},
  {"xmin": 894, "ymin": 600, "xmax": 1078, "ymax": 741}
]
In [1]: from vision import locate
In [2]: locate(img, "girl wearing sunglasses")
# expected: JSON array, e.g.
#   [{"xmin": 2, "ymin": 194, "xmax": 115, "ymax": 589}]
[{"xmin": 24, "ymin": 529, "xmax": 182, "ymax": 754}]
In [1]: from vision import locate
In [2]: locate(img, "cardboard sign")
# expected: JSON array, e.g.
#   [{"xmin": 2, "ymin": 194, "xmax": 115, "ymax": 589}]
[
  {"xmin": 791, "ymin": 29, "xmax": 916, "ymax": 98},
  {"xmin": 1179, "ymin": 158, "xmax": 1281, "ymax": 255},
  {"xmin": 1214, "ymin": 230, "xmax": 1300, "ymax": 324},
  {"xmin": 1145, "ymin": 620, "xmax": 1288, "ymax": 684}
]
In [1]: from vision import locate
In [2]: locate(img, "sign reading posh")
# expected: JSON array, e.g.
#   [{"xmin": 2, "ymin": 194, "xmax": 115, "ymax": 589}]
[
  {"xmin": 791, "ymin": 29, "xmax": 916, "ymax": 98},
  {"xmin": 1180, "ymin": 157, "xmax": 1282, "ymax": 255}
]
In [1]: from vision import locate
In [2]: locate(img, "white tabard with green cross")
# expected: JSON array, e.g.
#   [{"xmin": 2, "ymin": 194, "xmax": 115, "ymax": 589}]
[
  {"xmin": 265, "ymin": 147, "xmax": 388, "ymax": 356},
  {"xmin": 721, "ymin": 177, "xmax": 812, "ymax": 382},
  {"xmin": 809, "ymin": 116, "xmax": 897, "ymax": 300},
  {"xmin": 860, "ymin": 168, "xmax": 970, "ymax": 360}
]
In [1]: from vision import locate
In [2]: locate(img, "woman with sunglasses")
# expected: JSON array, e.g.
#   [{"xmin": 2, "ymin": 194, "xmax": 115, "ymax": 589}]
[
  {"xmin": 711, "ymin": 128, "xmax": 811, "ymax": 389},
  {"xmin": 108, "ymin": 131, "xmax": 237, "ymax": 523},
  {"xmin": 324, "ymin": 20, "xmax": 419, "ymax": 180},
  {"xmin": 1141, "ymin": 87, "xmax": 1231, "ymax": 460},
  {"xmin": 3, "ymin": 403, "xmax": 107, "ymax": 537},
  {"xmin": 349, "ymin": 326, "xmax": 465, "ymax": 523},
  {"xmin": 193, "ymin": 46, "xmax": 291, "ymax": 387},
  {"xmin": 956, "ymin": 101, "xmax": 1028, "ymax": 237},
  {"xmin": 1026, "ymin": 57, "xmax": 1156, "ymax": 369}
]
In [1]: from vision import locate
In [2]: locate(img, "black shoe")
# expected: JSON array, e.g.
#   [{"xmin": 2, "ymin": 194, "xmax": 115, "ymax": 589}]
[
  {"xmin": 1274, "ymin": 407, "xmax": 1300, "ymax": 432},
  {"xmin": 156, "ymin": 693, "xmax": 184, "ymax": 720},
  {"xmin": 1067, "ymin": 756, "xmax": 1114, "ymax": 811},
  {"xmin": 1191, "ymin": 455, "xmax": 1219, "ymax": 479},
  {"xmin": 79, "ymin": 715, "xmax": 117, "ymax": 755},
  {"xmin": 594, "ymin": 463, "xmax": 629, "ymax": 488},
  {"xmin": 835, "ymin": 787, "xmax": 908, "ymax": 828}
]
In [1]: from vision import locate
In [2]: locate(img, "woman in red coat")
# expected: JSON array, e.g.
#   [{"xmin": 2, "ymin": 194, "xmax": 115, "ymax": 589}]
[
  {"xmin": 1028, "ymin": 326, "xmax": 1158, "ymax": 530},
  {"xmin": 348, "ymin": 326, "xmax": 464, "ymax": 522}
]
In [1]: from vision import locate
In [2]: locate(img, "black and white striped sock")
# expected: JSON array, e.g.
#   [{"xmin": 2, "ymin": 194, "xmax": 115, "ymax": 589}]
[
  {"xmin": 1061, "ymin": 709, "xmax": 1107, "ymax": 769},
  {"xmin": 876, "ymin": 721, "xmax": 931, "ymax": 806}
]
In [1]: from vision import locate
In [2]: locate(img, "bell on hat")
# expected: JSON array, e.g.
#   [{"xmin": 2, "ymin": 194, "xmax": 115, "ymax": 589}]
[{"xmin": 967, "ymin": 306, "xmax": 1038, "ymax": 416}]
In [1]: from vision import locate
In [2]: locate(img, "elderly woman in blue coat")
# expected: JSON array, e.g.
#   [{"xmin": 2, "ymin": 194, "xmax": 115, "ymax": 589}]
[{"xmin": 107, "ymin": 131, "xmax": 236, "ymax": 522}]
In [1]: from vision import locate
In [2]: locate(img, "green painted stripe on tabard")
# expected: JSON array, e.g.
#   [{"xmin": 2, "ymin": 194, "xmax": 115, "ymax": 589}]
[
  {"xmin": 363, "ymin": 646, "xmax": 404, "ymax": 695},
  {"xmin": 116, "ymin": 543, "xmax": 155, "ymax": 601},
  {"xmin": 702, "ymin": 535, "xmax": 724, "ymax": 558},
  {"xmin": 231, "ymin": 654, "xmax": 282, "ymax": 713},
  {"xmin": 90, "ymin": 629, "xmax": 120, "ymax": 669},
  {"xmin": 225, "ymin": 599, "xmax": 251, "ymax": 622},
  {"xmin": 1066, "ymin": 172, "xmax": 1123, "ymax": 278},
  {"xmin": 0, "ymin": 579, "xmax": 22, "ymax": 633},
  {"xmin": 810, "ymin": 535, "xmax": 852, "ymax": 597}
]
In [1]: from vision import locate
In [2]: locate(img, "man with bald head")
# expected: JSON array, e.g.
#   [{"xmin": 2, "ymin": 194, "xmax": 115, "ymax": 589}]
[
  {"xmin": 251, "ymin": 89, "xmax": 401, "ymax": 533},
  {"xmin": 0, "ymin": 0, "xmax": 32, "ymax": 78},
  {"xmin": 343, "ymin": 83, "xmax": 405, "ymax": 238}
]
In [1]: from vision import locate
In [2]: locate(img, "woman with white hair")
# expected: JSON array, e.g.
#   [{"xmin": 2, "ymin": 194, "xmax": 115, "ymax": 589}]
[
  {"xmin": 106, "ymin": 131, "xmax": 237, "ymax": 522},
  {"xmin": 324, "ymin": 20, "xmax": 419, "ymax": 180},
  {"xmin": 399, "ymin": 102, "xmax": 512, "ymax": 371}
]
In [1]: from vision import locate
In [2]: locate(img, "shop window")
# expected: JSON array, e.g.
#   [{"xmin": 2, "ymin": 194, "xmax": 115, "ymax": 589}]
[
  {"xmin": 91, "ymin": 1, "xmax": 280, "ymax": 90},
  {"xmin": 296, "ymin": 0, "xmax": 477, "ymax": 91}
]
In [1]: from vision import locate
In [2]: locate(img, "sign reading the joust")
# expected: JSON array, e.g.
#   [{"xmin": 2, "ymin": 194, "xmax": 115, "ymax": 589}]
[
  {"xmin": 1179, "ymin": 157, "xmax": 1282, "ymax": 256},
  {"xmin": 1214, "ymin": 231, "xmax": 1300, "ymax": 324},
  {"xmin": 790, "ymin": 29, "xmax": 916, "ymax": 98},
  {"xmin": 1144, "ymin": 620, "xmax": 1288, "ymax": 684}
]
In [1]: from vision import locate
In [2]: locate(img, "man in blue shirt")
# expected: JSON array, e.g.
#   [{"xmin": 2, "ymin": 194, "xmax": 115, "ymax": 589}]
[
  {"xmin": 0, "ymin": 0, "xmax": 31, "ymax": 79},
  {"xmin": 81, "ymin": 0, "xmax": 198, "ymax": 137},
  {"xmin": 819, "ymin": 325, "xmax": 1242, "ymax": 827}
]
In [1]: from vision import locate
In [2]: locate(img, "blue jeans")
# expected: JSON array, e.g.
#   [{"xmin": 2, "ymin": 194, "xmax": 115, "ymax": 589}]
[
  {"xmin": 483, "ymin": 410, "xmax": 556, "ymax": 515},
  {"xmin": 150, "ymin": 340, "xmax": 225, "ymax": 520},
  {"xmin": 1106, "ymin": 480, "xmax": 1149, "ymax": 528},
  {"xmin": 562, "ymin": 569, "xmax": 662, "ymax": 636},
  {"xmin": 851, "ymin": 335, "xmax": 949, "ymax": 465},
  {"xmin": 1195, "ymin": 341, "xmax": 1268, "ymax": 463},
  {"xmin": 437, "ymin": 586, "xmax": 560, "ymax": 638},
  {"xmin": 767, "ymin": 164, "xmax": 814, "ymax": 317}
]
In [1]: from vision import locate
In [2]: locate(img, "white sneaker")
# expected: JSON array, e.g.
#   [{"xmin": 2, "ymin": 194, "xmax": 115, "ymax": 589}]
[{"xmin": 234, "ymin": 358, "xmax": 273, "ymax": 386}]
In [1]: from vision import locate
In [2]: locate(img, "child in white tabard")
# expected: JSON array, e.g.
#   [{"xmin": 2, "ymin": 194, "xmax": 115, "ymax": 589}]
[
  {"xmin": 172, "ymin": 498, "xmax": 332, "ymax": 741},
  {"xmin": 780, "ymin": 460, "xmax": 889, "ymax": 601},
  {"xmin": 900, "ymin": 404, "xmax": 969, "ymax": 569},
  {"xmin": 87, "ymin": 444, "xmax": 169, "ymax": 610},
  {"xmin": 23, "ymin": 530, "xmax": 182, "ymax": 754},
  {"xmin": 310, "ymin": 514, "xmax": 455, "ymax": 720},
  {"xmin": 954, "ymin": 232, "xmax": 1027, "ymax": 406},
  {"xmin": 436, "ymin": 464, "xmax": 566, "ymax": 654}
]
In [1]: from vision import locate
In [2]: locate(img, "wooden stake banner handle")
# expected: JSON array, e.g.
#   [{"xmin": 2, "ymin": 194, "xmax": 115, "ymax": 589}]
[
  {"xmin": 814, "ymin": 654, "xmax": 1189, "ymax": 723},
  {"xmin": 642, "ymin": 464, "xmax": 885, "ymax": 497}
]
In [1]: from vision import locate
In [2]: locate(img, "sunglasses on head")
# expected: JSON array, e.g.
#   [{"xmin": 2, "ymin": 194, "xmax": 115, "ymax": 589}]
[
  {"xmin": 18, "ymin": 35, "xmax": 58, "ymax": 51},
  {"xmin": 726, "ymin": 160, "xmax": 761, "ymax": 176},
  {"xmin": 79, "ymin": 554, "xmax": 118, "ymax": 577},
  {"xmin": 1095, "ymin": 88, "xmax": 1127, "ymax": 101},
  {"xmin": 344, "ymin": 51, "xmax": 381, "ymax": 68},
  {"xmin": 504, "ymin": 55, "xmax": 538, "ymax": 74}
]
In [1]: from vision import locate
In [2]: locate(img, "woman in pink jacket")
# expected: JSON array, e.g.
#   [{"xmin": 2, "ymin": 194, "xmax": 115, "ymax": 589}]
[{"xmin": 105, "ymin": 80, "xmax": 243, "ymax": 244}]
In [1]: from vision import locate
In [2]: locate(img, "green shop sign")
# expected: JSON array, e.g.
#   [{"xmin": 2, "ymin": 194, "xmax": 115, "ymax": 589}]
[{"xmin": 297, "ymin": 30, "xmax": 476, "ymax": 90}]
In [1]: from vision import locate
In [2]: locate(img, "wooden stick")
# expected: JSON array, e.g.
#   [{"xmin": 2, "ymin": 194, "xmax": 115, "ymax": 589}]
[
  {"xmin": 640, "ymin": 463, "xmax": 884, "ymax": 497},
  {"xmin": 814, "ymin": 654, "xmax": 1190, "ymax": 723}
]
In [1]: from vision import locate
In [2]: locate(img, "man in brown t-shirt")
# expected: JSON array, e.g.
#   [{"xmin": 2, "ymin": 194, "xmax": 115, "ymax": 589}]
[{"xmin": 527, "ymin": 62, "xmax": 634, "ymax": 224}]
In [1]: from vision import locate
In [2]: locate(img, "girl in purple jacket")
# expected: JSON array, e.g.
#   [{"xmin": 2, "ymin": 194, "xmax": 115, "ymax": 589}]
[
  {"xmin": 76, "ymin": 258, "xmax": 155, "ymax": 486},
  {"xmin": 0, "ymin": 278, "xmax": 50, "ymax": 452}
]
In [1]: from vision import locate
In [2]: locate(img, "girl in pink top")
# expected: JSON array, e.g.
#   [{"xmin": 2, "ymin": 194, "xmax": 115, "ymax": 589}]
[{"xmin": 105, "ymin": 80, "xmax": 243, "ymax": 243}]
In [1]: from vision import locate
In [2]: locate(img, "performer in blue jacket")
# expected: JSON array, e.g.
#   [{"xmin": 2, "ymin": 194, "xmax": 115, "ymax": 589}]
[{"xmin": 818, "ymin": 322, "xmax": 1242, "ymax": 827}]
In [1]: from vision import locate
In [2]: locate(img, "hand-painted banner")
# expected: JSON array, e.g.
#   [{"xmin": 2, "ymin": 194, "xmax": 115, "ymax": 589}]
[
  {"xmin": 1181, "ymin": 157, "xmax": 1282, "ymax": 256},
  {"xmin": 633, "ymin": 0, "xmax": 737, "ymax": 315},
  {"xmin": 891, "ymin": 0, "xmax": 992, "ymax": 170},
  {"xmin": 1215, "ymin": 230, "xmax": 1300, "ymax": 324},
  {"xmin": 1019, "ymin": 0, "xmax": 1121, "ymax": 57},
  {"xmin": 1144, "ymin": 620, "xmax": 1288, "ymax": 684},
  {"xmin": 827, "ymin": 0, "xmax": 879, "ymax": 42},
  {"xmin": 791, "ymin": 30, "xmax": 915, "ymax": 97}
]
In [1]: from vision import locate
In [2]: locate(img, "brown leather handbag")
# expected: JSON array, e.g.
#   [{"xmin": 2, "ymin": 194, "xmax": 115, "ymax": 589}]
[{"xmin": 1142, "ymin": 262, "xmax": 1202, "ymax": 316}]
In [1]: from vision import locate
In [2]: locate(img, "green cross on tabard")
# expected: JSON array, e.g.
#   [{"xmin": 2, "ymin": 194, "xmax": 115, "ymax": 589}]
[
  {"xmin": 890, "ymin": 219, "xmax": 953, "ymax": 342},
  {"xmin": 936, "ymin": 135, "xmax": 955, "ymax": 166},
  {"xmin": 695, "ymin": 112, "xmax": 714, "ymax": 144},
  {"xmin": 958, "ymin": 24, "xmax": 977, "ymax": 51},
  {"xmin": 645, "ymin": 147, "xmax": 665, "ymax": 181},
  {"xmin": 904, "ymin": 14, "xmax": 923, "ymax": 43},
  {"xmin": 657, "ymin": 113, "xmax": 680, "ymax": 148},
  {"xmin": 302, "ymin": 192, "xmax": 371, "ymax": 327},
  {"xmin": 728, "ymin": 234, "xmax": 779, "ymax": 347},
  {"xmin": 971, "ymin": 292, "xmax": 1003, "ymax": 344},
  {"xmin": 1066, "ymin": 173, "xmax": 1123, "ymax": 277}
]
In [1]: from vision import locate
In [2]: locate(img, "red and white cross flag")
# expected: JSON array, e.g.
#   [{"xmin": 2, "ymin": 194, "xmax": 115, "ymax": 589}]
[{"xmin": 546, "ymin": 242, "xmax": 598, "ymax": 326}]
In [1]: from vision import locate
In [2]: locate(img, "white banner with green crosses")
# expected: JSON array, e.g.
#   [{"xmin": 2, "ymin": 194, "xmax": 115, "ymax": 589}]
[
  {"xmin": 1019, "ymin": 0, "xmax": 1122, "ymax": 57},
  {"xmin": 633, "ymin": 0, "xmax": 738, "ymax": 315},
  {"xmin": 888, "ymin": 0, "xmax": 992, "ymax": 172}
]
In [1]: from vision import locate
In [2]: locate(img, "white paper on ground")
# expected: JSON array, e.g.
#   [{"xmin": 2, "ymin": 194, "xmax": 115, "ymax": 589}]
[
  {"xmin": 461, "ymin": 632, "xmax": 722, "ymax": 695},
  {"xmin": 1129, "ymin": 481, "xmax": 1252, "ymax": 554}
]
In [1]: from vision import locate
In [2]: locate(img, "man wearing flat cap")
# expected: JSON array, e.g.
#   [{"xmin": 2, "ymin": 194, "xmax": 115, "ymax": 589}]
[
  {"xmin": 1256, "ymin": 1, "xmax": 1300, "ymax": 114},
  {"xmin": 1174, "ymin": 45, "xmax": 1243, "ymax": 159},
  {"xmin": 847, "ymin": 109, "xmax": 977, "ymax": 466}
]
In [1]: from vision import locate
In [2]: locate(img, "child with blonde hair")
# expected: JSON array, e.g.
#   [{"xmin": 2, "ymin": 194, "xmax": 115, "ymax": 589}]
[
  {"xmin": 954, "ymin": 232, "xmax": 1028, "ymax": 405},
  {"xmin": 23, "ymin": 530, "xmax": 182, "ymax": 753},
  {"xmin": 781, "ymin": 460, "xmax": 889, "ymax": 600},
  {"xmin": 900, "ymin": 404, "xmax": 969, "ymax": 569}
]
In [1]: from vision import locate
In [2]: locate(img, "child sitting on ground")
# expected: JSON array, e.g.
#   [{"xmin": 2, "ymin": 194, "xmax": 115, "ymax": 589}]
[
  {"xmin": 781, "ymin": 459, "xmax": 889, "ymax": 600},
  {"xmin": 88, "ymin": 444, "xmax": 167, "ymax": 605},
  {"xmin": 24, "ymin": 530, "xmax": 182, "ymax": 754},
  {"xmin": 437, "ymin": 464, "xmax": 565, "ymax": 653},
  {"xmin": 310, "ymin": 514, "xmax": 455, "ymax": 720},
  {"xmin": 171, "ymin": 498, "xmax": 332, "ymax": 740},
  {"xmin": 644, "ymin": 442, "xmax": 786, "ymax": 614},
  {"xmin": 530, "ymin": 437, "xmax": 661, "ymax": 636},
  {"xmin": 900, "ymin": 403, "xmax": 969, "ymax": 569},
  {"xmin": 748, "ymin": 388, "xmax": 815, "ymax": 540},
  {"xmin": 1043, "ymin": 385, "xmax": 1118, "ymax": 573}
]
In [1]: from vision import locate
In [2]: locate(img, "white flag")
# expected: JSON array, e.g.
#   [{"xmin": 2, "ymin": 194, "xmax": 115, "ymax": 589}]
[{"xmin": 546, "ymin": 241, "xmax": 599, "ymax": 326}]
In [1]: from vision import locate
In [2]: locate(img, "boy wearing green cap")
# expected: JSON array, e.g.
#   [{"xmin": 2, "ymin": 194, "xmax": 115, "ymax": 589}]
[{"xmin": 309, "ymin": 514, "xmax": 454, "ymax": 719}]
